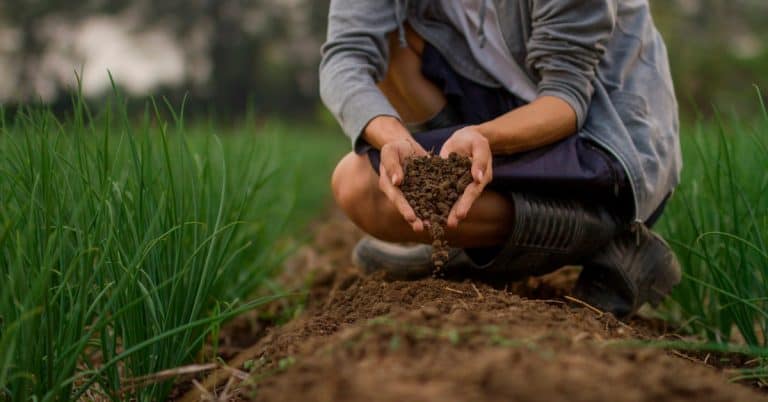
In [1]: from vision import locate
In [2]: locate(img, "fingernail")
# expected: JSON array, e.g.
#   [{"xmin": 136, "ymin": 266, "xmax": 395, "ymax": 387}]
[
  {"xmin": 477, "ymin": 170, "xmax": 484, "ymax": 181},
  {"xmin": 391, "ymin": 174, "xmax": 397, "ymax": 185}
]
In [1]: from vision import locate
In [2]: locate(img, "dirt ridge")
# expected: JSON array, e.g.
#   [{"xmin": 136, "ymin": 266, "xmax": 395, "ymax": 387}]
[
  {"xmin": 182, "ymin": 214, "xmax": 767, "ymax": 402},
  {"xmin": 248, "ymin": 267, "xmax": 765, "ymax": 402}
]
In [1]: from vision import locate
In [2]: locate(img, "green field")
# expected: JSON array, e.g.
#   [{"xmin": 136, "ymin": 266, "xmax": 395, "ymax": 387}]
[
  {"xmin": 0, "ymin": 101, "xmax": 345, "ymax": 401},
  {"xmin": 0, "ymin": 97, "xmax": 766, "ymax": 399}
]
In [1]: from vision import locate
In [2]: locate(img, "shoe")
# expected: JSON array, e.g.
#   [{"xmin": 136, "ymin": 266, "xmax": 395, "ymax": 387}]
[
  {"xmin": 352, "ymin": 236, "xmax": 479, "ymax": 280},
  {"xmin": 481, "ymin": 192, "xmax": 620, "ymax": 280},
  {"xmin": 572, "ymin": 224, "xmax": 682, "ymax": 318}
]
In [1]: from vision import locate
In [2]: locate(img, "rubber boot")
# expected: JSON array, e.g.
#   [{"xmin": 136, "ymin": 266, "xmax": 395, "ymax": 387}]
[
  {"xmin": 479, "ymin": 192, "xmax": 620, "ymax": 280},
  {"xmin": 572, "ymin": 224, "xmax": 682, "ymax": 318}
]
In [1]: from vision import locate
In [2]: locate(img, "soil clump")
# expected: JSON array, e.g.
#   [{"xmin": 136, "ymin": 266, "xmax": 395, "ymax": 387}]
[{"xmin": 401, "ymin": 153, "xmax": 473, "ymax": 274}]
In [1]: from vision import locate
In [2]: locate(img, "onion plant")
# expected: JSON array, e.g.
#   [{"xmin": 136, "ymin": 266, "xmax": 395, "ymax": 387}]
[
  {"xmin": 0, "ymin": 96, "xmax": 293, "ymax": 400},
  {"xmin": 659, "ymin": 93, "xmax": 768, "ymax": 382}
]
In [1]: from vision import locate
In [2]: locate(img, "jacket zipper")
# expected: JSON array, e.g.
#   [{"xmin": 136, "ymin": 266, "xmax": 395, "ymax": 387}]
[
  {"xmin": 584, "ymin": 135, "xmax": 644, "ymax": 235},
  {"xmin": 587, "ymin": 141, "xmax": 620, "ymax": 198}
]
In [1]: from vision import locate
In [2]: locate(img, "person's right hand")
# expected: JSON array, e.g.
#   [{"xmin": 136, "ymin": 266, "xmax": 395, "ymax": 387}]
[{"xmin": 378, "ymin": 138, "xmax": 428, "ymax": 232}]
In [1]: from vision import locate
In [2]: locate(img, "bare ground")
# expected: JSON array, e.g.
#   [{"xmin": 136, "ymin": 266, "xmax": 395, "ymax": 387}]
[{"xmin": 177, "ymin": 212, "xmax": 767, "ymax": 402}]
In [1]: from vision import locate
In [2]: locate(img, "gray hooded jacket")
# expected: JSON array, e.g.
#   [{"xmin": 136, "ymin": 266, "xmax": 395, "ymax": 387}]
[{"xmin": 319, "ymin": 0, "xmax": 682, "ymax": 223}]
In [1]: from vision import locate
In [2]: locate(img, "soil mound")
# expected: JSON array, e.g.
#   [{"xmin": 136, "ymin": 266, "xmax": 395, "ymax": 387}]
[
  {"xmin": 249, "ymin": 268, "xmax": 764, "ymax": 402},
  {"xmin": 179, "ymin": 214, "xmax": 767, "ymax": 402}
]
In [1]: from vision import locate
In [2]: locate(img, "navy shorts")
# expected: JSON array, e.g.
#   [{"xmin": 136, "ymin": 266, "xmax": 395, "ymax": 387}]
[{"xmin": 363, "ymin": 43, "xmax": 665, "ymax": 225}]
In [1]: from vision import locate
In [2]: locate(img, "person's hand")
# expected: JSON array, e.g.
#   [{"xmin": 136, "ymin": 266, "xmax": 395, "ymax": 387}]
[
  {"xmin": 379, "ymin": 138, "xmax": 428, "ymax": 232},
  {"xmin": 439, "ymin": 126, "xmax": 493, "ymax": 228}
]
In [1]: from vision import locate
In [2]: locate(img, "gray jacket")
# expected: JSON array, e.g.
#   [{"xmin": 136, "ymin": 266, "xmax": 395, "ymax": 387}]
[{"xmin": 319, "ymin": 0, "xmax": 681, "ymax": 223}]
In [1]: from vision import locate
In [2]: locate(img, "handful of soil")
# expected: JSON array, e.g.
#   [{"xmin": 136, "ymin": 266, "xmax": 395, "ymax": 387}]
[{"xmin": 401, "ymin": 153, "xmax": 473, "ymax": 276}]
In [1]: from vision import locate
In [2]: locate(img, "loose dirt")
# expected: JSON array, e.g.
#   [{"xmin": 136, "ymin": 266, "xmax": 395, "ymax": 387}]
[
  {"xmin": 401, "ymin": 153, "xmax": 473, "ymax": 274},
  {"xmin": 177, "ymin": 212, "xmax": 767, "ymax": 402}
]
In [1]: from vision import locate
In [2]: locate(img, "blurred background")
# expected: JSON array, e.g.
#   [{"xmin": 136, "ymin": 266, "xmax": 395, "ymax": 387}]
[{"xmin": 2, "ymin": 0, "xmax": 767, "ymax": 121}]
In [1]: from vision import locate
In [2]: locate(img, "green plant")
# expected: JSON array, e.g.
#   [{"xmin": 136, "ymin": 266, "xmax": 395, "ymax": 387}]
[
  {"xmin": 658, "ymin": 93, "xmax": 768, "ymax": 382},
  {"xmin": 0, "ymin": 97, "xmax": 301, "ymax": 400}
]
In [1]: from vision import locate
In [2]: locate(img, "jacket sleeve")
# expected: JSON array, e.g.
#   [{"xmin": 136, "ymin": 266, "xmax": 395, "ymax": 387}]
[
  {"xmin": 319, "ymin": 0, "xmax": 401, "ymax": 148},
  {"xmin": 526, "ymin": 0, "xmax": 616, "ymax": 128}
]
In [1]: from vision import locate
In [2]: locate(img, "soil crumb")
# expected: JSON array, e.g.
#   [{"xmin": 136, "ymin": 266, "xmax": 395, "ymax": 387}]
[{"xmin": 401, "ymin": 153, "xmax": 472, "ymax": 275}]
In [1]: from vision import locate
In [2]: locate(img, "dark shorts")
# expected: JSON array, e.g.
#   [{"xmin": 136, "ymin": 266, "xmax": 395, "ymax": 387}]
[{"xmin": 363, "ymin": 43, "xmax": 666, "ymax": 225}]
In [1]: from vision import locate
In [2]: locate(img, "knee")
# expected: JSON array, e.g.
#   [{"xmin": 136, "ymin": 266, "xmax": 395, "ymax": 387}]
[
  {"xmin": 331, "ymin": 152, "xmax": 371, "ymax": 215},
  {"xmin": 331, "ymin": 153, "xmax": 400, "ymax": 239}
]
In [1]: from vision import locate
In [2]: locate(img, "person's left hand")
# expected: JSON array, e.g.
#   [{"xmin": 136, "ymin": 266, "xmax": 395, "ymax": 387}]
[{"xmin": 439, "ymin": 125, "xmax": 493, "ymax": 228}]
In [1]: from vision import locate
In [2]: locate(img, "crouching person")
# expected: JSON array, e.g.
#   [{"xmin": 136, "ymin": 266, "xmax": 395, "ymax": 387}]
[{"xmin": 320, "ymin": 0, "xmax": 682, "ymax": 318}]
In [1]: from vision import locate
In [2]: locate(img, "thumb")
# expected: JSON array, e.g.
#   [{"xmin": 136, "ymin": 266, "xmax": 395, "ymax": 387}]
[
  {"xmin": 470, "ymin": 138, "xmax": 491, "ymax": 182},
  {"xmin": 381, "ymin": 146, "xmax": 405, "ymax": 186},
  {"xmin": 410, "ymin": 140, "xmax": 428, "ymax": 157}
]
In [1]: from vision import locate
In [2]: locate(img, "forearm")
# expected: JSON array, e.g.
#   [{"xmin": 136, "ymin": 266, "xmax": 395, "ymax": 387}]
[{"xmin": 476, "ymin": 95, "xmax": 577, "ymax": 155}]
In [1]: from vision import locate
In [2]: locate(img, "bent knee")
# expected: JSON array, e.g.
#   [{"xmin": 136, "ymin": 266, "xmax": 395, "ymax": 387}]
[
  {"xmin": 330, "ymin": 153, "xmax": 403, "ymax": 238},
  {"xmin": 331, "ymin": 152, "xmax": 375, "ymax": 214}
]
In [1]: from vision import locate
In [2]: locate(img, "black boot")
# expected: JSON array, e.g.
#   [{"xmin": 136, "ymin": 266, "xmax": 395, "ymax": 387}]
[
  {"xmin": 572, "ymin": 224, "xmax": 682, "ymax": 318},
  {"xmin": 479, "ymin": 192, "xmax": 620, "ymax": 280}
]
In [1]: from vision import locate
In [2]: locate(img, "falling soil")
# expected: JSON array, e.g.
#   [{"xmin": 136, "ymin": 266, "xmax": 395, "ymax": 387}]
[
  {"xmin": 401, "ymin": 153, "xmax": 473, "ymax": 275},
  {"xmin": 175, "ymin": 212, "xmax": 767, "ymax": 402}
]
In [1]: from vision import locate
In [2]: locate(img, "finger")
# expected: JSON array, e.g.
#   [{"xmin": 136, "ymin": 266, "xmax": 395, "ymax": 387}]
[
  {"xmin": 485, "ymin": 158, "xmax": 493, "ymax": 185},
  {"xmin": 379, "ymin": 171, "xmax": 419, "ymax": 228},
  {"xmin": 447, "ymin": 181, "xmax": 484, "ymax": 228},
  {"xmin": 411, "ymin": 140, "xmax": 428, "ymax": 156},
  {"xmin": 471, "ymin": 138, "xmax": 491, "ymax": 183},
  {"xmin": 438, "ymin": 139, "xmax": 464, "ymax": 159},
  {"xmin": 381, "ymin": 146, "xmax": 405, "ymax": 186},
  {"xmin": 388, "ymin": 188, "xmax": 424, "ymax": 232},
  {"xmin": 379, "ymin": 166, "xmax": 424, "ymax": 232},
  {"xmin": 438, "ymin": 143, "xmax": 452, "ymax": 159}
]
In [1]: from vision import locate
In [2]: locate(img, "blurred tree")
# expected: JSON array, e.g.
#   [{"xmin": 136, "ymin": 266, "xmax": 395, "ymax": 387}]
[
  {"xmin": 0, "ymin": 0, "xmax": 765, "ymax": 119},
  {"xmin": 1, "ymin": 0, "xmax": 133, "ymax": 99},
  {"xmin": 0, "ymin": 0, "xmax": 331, "ymax": 117},
  {"xmin": 650, "ymin": 0, "xmax": 768, "ymax": 117}
]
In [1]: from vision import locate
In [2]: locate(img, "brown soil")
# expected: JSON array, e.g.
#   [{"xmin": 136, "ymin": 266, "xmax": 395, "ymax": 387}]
[
  {"xmin": 177, "ymin": 212, "xmax": 767, "ymax": 402},
  {"xmin": 401, "ymin": 153, "xmax": 473, "ymax": 274}
]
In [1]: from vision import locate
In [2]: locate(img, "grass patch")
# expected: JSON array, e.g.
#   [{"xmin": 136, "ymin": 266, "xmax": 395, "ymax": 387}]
[
  {"xmin": 658, "ymin": 97, "xmax": 768, "ymax": 382},
  {"xmin": 0, "ymin": 97, "xmax": 344, "ymax": 400}
]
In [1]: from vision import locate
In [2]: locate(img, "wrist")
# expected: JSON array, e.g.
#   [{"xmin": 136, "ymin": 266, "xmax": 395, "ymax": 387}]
[
  {"xmin": 362, "ymin": 115, "xmax": 412, "ymax": 149},
  {"xmin": 472, "ymin": 123, "xmax": 496, "ymax": 145}
]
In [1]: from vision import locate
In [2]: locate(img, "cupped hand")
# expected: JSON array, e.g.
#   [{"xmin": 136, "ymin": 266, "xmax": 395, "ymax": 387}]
[
  {"xmin": 439, "ymin": 126, "xmax": 493, "ymax": 228},
  {"xmin": 379, "ymin": 138, "xmax": 428, "ymax": 232}
]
